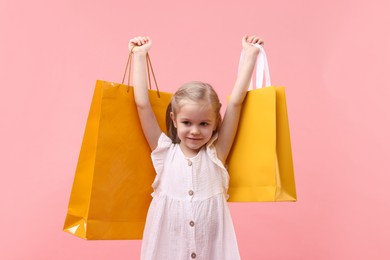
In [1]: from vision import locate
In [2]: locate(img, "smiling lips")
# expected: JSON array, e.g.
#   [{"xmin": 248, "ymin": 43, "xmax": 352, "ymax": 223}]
[{"xmin": 187, "ymin": 137, "xmax": 202, "ymax": 141}]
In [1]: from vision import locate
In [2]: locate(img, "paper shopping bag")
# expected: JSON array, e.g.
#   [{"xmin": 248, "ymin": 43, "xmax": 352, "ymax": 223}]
[
  {"xmin": 226, "ymin": 47, "xmax": 297, "ymax": 202},
  {"xmin": 63, "ymin": 53, "xmax": 172, "ymax": 239}
]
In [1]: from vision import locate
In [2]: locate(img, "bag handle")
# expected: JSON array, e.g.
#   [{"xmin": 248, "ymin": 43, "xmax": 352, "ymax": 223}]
[
  {"xmin": 146, "ymin": 54, "xmax": 160, "ymax": 97},
  {"xmin": 238, "ymin": 43, "xmax": 271, "ymax": 90},
  {"xmin": 122, "ymin": 48, "xmax": 160, "ymax": 97}
]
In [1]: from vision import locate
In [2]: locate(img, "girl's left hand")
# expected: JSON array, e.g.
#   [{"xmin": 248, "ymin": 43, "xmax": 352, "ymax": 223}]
[
  {"xmin": 242, "ymin": 35, "xmax": 264, "ymax": 53},
  {"xmin": 128, "ymin": 36, "xmax": 152, "ymax": 53}
]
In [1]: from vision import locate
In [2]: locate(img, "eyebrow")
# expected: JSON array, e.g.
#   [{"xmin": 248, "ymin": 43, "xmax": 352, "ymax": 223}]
[{"xmin": 180, "ymin": 118, "xmax": 212, "ymax": 122}]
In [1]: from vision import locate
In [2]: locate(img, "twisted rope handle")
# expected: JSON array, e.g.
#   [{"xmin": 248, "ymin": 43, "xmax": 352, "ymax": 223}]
[{"xmin": 122, "ymin": 48, "xmax": 160, "ymax": 97}]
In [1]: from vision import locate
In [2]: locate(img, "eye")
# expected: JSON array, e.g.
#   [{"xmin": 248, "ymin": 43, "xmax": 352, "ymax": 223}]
[
  {"xmin": 200, "ymin": 122, "xmax": 209, "ymax": 126},
  {"xmin": 181, "ymin": 121, "xmax": 191, "ymax": 126}
]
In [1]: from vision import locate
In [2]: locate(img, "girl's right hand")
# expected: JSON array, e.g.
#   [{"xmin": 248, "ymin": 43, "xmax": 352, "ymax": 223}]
[
  {"xmin": 242, "ymin": 35, "xmax": 264, "ymax": 55},
  {"xmin": 128, "ymin": 36, "xmax": 152, "ymax": 53}
]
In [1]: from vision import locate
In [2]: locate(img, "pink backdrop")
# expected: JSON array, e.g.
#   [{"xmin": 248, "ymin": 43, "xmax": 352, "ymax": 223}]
[{"xmin": 1, "ymin": 0, "xmax": 389, "ymax": 259}]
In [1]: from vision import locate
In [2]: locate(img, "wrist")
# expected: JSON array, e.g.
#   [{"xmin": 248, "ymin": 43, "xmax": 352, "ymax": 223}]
[
  {"xmin": 244, "ymin": 47, "xmax": 260, "ymax": 56},
  {"xmin": 133, "ymin": 51, "xmax": 148, "ymax": 57}
]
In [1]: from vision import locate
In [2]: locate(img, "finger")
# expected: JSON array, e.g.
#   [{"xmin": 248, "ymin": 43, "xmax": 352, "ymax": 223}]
[
  {"xmin": 137, "ymin": 36, "xmax": 144, "ymax": 45},
  {"xmin": 254, "ymin": 37, "xmax": 264, "ymax": 45},
  {"xmin": 128, "ymin": 39, "xmax": 138, "ymax": 50},
  {"xmin": 249, "ymin": 36, "xmax": 263, "ymax": 46},
  {"xmin": 248, "ymin": 35, "xmax": 256, "ymax": 43},
  {"xmin": 146, "ymin": 37, "xmax": 152, "ymax": 45},
  {"xmin": 242, "ymin": 35, "xmax": 249, "ymax": 46},
  {"xmin": 252, "ymin": 36, "xmax": 260, "ymax": 43},
  {"xmin": 256, "ymin": 37, "xmax": 264, "ymax": 45},
  {"xmin": 130, "ymin": 39, "xmax": 140, "ymax": 45},
  {"xmin": 132, "ymin": 36, "xmax": 140, "ymax": 45}
]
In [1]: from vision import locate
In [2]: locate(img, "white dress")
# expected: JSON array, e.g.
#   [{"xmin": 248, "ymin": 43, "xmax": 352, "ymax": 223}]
[{"xmin": 140, "ymin": 133, "xmax": 241, "ymax": 260}]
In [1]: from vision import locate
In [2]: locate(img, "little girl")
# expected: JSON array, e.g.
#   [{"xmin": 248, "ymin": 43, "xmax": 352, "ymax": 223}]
[{"xmin": 129, "ymin": 35, "xmax": 263, "ymax": 260}]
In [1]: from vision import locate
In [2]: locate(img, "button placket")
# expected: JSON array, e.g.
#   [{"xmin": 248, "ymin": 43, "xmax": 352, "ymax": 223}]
[
  {"xmin": 187, "ymin": 158, "xmax": 196, "ymax": 259},
  {"xmin": 187, "ymin": 158, "xmax": 195, "ymax": 201},
  {"xmin": 188, "ymin": 216, "xmax": 196, "ymax": 258}
]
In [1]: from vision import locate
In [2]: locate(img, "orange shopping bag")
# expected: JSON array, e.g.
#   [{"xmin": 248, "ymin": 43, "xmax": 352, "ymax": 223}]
[
  {"xmin": 63, "ymin": 53, "xmax": 172, "ymax": 239},
  {"xmin": 227, "ymin": 47, "xmax": 297, "ymax": 202}
]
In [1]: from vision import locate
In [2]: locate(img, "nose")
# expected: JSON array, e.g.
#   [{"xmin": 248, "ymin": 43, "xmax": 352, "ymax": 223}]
[{"xmin": 190, "ymin": 126, "xmax": 200, "ymax": 135}]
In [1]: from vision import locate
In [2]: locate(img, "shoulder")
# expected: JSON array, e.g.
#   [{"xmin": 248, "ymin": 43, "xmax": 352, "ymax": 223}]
[
  {"xmin": 152, "ymin": 132, "xmax": 172, "ymax": 152},
  {"xmin": 206, "ymin": 134, "xmax": 227, "ymax": 170},
  {"xmin": 206, "ymin": 134, "xmax": 226, "ymax": 165},
  {"xmin": 205, "ymin": 136, "xmax": 230, "ymax": 193},
  {"xmin": 151, "ymin": 133, "xmax": 174, "ymax": 173}
]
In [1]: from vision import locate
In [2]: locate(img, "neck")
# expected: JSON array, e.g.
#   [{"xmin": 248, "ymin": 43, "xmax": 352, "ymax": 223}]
[{"xmin": 179, "ymin": 143, "xmax": 201, "ymax": 158}]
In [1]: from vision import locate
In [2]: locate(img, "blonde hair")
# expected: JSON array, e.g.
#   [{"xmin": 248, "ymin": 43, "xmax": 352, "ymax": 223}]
[{"xmin": 166, "ymin": 81, "xmax": 222, "ymax": 144}]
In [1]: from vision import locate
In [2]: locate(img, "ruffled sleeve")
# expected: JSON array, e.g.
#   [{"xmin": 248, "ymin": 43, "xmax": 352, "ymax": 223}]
[
  {"xmin": 151, "ymin": 132, "xmax": 173, "ymax": 175},
  {"xmin": 206, "ymin": 134, "xmax": 230, "ymax": 196}
]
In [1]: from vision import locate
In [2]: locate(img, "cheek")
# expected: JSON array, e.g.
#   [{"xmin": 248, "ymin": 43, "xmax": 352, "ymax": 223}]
[
  {"xmin": 203, "ymin": 127, "xmax": 214, "ymax": 136},
  {"xmin": 176, "ymin": 125, "xmax": 187, "ymax": 134}
]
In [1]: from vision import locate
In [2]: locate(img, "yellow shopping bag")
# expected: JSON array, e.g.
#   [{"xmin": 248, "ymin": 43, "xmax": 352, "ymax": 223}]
[
  {"xmin": 63, "ymin": 53, "xmax": 172, "ymax": 239},
  {"xmin": 227, "ymin": 47, "xmax": 297, "ymax": 202}
]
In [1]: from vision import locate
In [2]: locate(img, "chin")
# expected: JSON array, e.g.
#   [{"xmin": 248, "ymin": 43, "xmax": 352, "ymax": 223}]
[
  {"xmin": 185, "ymin": 141, "xmax": 205, "ymax": 150},
  {"xmin": 186, "ymin": 143, "xmax": 201, "ymax": 150}
]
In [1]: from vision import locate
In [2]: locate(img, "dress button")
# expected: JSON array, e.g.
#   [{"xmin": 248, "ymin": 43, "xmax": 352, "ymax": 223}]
[
  {"xmin": 188, "ymin": 190, "xmax": 194, "ymax": 196},
  {"xmin": 188, "ymin": 160, "xmax": 192, "ymax": 166},
  {"xmin": 189, "ymin": 221, "xmax": 195, "ymax": 227},
  {"xmin": 191, "ymin": 252, "xmax": 196, "ymax": 258}
]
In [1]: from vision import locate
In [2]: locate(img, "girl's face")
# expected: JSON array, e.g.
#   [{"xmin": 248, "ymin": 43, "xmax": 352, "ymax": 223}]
[{"xmin": 170, "ymin": 100, "xmax": 217, "ymax": 157}]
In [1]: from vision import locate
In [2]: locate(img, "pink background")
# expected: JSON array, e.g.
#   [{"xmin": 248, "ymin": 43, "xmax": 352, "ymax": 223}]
[{"xmin": 1, "ymin": 0, "xmax": 389, "ymax": 259}]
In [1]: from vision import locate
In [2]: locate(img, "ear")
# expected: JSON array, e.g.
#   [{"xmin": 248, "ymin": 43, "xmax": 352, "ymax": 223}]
[{"xmin": 170, "ymin": 112, "xmax": 177, "ymax": 128}]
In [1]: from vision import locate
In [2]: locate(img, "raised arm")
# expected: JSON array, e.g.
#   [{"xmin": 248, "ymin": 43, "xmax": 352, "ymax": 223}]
[
  {"xmin": 215, "ymin": 35, "xmax": 263, "ymax": 163},
  {"xmin": 129, "ymin": 36, "xmax": 162, "ymax": 150}
]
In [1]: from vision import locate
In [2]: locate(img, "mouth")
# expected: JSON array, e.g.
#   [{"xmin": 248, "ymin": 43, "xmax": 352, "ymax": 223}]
[{"xmin": 187, "ymin": 137, "xmax": 202, "ymax": 141}]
